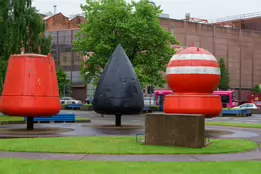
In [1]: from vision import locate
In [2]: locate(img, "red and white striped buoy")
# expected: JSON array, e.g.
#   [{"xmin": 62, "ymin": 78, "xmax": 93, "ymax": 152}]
[
  {"xmin": 164, "ymin": 47, "xmax": 222, "ymax": 118},
  {"xmin": 166, "ymin": 47, "xmax": 220, "ymax": 93}
]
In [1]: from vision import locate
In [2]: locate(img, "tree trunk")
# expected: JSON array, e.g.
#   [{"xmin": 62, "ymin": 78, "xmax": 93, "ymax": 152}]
[
  {"xmin": 115, "ymin": 114, "xmax": 121, "ymax": 127},
  {"xmin": 27, "ymin": 117, "xmax": 34, "ymax": 130}
]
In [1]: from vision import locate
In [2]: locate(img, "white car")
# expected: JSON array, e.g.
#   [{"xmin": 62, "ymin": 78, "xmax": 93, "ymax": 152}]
[
  {"xmin": 60, "ymin": 97, "xmax": 82, "ymax": 104},
  {"xmin": 144, "ymin": 97, "xmax": 155, "ymax": 107},
  {"xmin": 233, "ymin": 103, "xmax": 260, "ymax": 110}
]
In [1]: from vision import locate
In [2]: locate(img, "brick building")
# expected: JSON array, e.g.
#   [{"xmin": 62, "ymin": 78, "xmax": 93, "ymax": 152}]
[
  {"xmin": 44, "ymin": 12, "xmax": 261, "ymax": 101},
  {"xmin": 215, "ymin": 11, "xmax": 261, "ymax": 31}
]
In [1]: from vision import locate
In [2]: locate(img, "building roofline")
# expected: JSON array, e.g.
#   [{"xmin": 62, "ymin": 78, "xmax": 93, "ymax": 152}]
[
  {"xmin": 69, "ymin": 15, "xmax": 86, "ymax": 22},
  {"xmin": 44, "ymin": 12, "xmax": 69, "ymax": 21}
]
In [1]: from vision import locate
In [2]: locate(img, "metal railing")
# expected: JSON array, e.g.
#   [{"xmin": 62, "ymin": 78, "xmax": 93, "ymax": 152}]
[{"xmin": 216, "ymin": 11, "xmax": 261, "ymax": 22}]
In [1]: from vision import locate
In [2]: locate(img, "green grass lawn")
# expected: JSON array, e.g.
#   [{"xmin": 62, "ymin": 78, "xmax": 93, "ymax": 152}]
[
  {"xmin": 206, "ymin": 122, "xmax": 261, "ymax": 129},
  {"xmin": 0, "ymin": 116, "xmax": 89, "ymax": 123},
  {"xmin": 0, "ymin": 116, "xmax": 24, "ymax": 122},
  {"xmin": 0, "ymin": 137, "xmax": 257, "ymax": 154},
  {"xmin": 0, "ymin": 159, "xmax": 260, "ymax": 174}
]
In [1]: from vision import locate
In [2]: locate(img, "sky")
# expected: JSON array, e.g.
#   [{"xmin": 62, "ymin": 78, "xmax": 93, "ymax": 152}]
[{"xmin": 32, "ymin": 0, "xmax": 261, "ymax": 21}]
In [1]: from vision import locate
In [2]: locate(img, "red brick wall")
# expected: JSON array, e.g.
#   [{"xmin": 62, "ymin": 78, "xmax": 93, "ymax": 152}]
[
  {"xmin": 46, "ymin": 13, "xmax": 70, "ymax": 31},
  {"xmin": 160, "ymin": 18, "xmax": 261, "ymax": 90},
  {"xmin": 69, "ymin": 16, "xmax": 87, "ymax": 29},
  {"xmin": 231, "ymin": 17, "xmax": 261, "ymax": 30},
  {"xmin": 46, "ymin": 14, "xmax": 87, "ymax": 31}
]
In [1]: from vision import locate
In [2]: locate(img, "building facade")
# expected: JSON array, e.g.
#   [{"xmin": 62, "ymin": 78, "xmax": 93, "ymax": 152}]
[
  {"xmin": 44, "ymin": 13, "xmax": 87, "ymax": 101},
  {"xmin": 44, "ymin": 12, "xmax": 261, "ymax": 101},
  {"xmin": 215, "ymin": 11, "xmax": 261, "ymax": 31}
]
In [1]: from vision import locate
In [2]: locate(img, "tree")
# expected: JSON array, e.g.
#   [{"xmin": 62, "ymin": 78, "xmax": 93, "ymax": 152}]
[
  {"xmin": 74, "ymin": 0, "xmax": 178, "ymax": 88},
  {"xmin": 56, "ymin": 67, "xmax": 71, "ymax": 97},
  {"xmin": 218, "ymin": 58, "xmax": 230, "ymax": 90},
  {"xmin": 0, "ymin": 0, "xmax": 52, "ymax": 94},
  {"xmin": 252, "ymin": 84, "xmax": 261, "ymax": 94}
]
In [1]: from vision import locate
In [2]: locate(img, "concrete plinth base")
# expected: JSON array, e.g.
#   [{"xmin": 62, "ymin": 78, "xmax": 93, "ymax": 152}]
[{"xmin": 145, "ymin": 113, "xmax": 205, "ymax": 148}]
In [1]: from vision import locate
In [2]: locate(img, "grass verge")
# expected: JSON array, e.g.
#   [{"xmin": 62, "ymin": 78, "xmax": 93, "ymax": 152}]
[
  {"xmin": 0, "ymin": 137, "xmax": 257, "ymax": 154},
  {"xmin": 0, "ymin": 159, "xmax": 261, "ymax": 174},
  {"xmin": 206, "ymin": 122, "xmax": 261, "ymax": 129}
]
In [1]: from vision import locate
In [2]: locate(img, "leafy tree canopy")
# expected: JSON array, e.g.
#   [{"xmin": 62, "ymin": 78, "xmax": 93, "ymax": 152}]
[
  {"xmin": 218, "ymin": 58, "xmax": 230, "ymax": 90},
  {"xmin": 56, "ymin": 67, "xmax": 71, "ymax": 97},
  {"xmin": 252, "ymin": 84, "xmax": 261, "ymax": 94},
  {"xmin": 74, "ymin": 0, "xmax": 178, "ymax": 88},
  {"xmin": 0, "ymin": 0, "xmax": 51, "ymax": 94}
]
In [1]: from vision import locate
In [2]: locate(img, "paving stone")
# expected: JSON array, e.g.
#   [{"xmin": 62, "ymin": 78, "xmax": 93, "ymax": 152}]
[
  {"xmin": 81, "ymin": 155, "xmax": 199, "ymax": 162},
  {"xmin": 0, "ymin": 152, "xmax": 85, "ymax": 161}
]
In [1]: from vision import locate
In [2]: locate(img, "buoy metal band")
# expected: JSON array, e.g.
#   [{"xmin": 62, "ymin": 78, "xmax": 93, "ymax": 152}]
[
  {"xmin": 166, "ymin": 66, "xmax": 221, "ymax": 75},
  {"xmin": 170, "ymin": 54, "xmax": 217, "ymax": 61}
]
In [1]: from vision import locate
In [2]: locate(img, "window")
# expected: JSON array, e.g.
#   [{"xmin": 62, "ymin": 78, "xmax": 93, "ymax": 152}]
[
  {"xmin": 73, "ymin": 52, "xmax": 82, "ymax": 65},
  {"xmin": 58, "ymin": 31, "xmax": 72, "ymax": 45},
  {"xmin": 158, "ymin": 95, "xmax": 165, "ymax": 105},
  {"xmin": 247, "ymin": 104, "xmax": 254, "ymax": 107},
  {"xmin": 232, "ymin": 92, "xmax": 236, "ymax": 100},
  {"xmin": 49, "ymin": 32, "xmax": 57, "ymax": 44},
  {"xmin": 240, "ymin": 104, "xmax": 248, "ymax": 108},
  {"xmin": 72, "ymin": 71, "xmax": 84, "ymax": 84},
  {"xmin": 221, "ymin": 95, "xmax": 230, "ymax": 103},
  {"xmin": 171, "ymin": 25, "xmax": 175, "ymax": 36},
  {"xmin": 60, "ymin": 52, "xmax": 72, "ymax": 66}
]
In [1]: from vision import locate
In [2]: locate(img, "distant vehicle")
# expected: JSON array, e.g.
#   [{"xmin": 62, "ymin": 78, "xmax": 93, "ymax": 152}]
[
  {"xmin": 144, "ymin": 97, "xmax": 155, "ymax": 107},
  {"xmin": 60, "ymin": 97, "xmax": 82, "ymax": 104},
  {"xmin": 254, "ymin": 101, "xmax": 261, "ymax": 108},
  {"xmin": 85, "ymin": 97, "xmax": 93, "ymax": 104},
  {"xmin": 213, "ymin": 90, "xmax": 236, "ymax": 108},
  {"xmin": 233, "ymin": 103, "xmax": 260, "ymax": 110},
  {"xmin": 153, "ymin": 90, "xmax": 237, "ymax": 109},
  {"xmin": 154, "ymin": 90, "xmax": 172, "ymax": 106}
]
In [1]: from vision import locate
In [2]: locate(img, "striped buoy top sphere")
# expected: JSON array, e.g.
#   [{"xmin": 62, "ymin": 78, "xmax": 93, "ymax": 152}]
[{"xmin": 166, "ymin": 47, "xmax": 220, "ymax": 94}]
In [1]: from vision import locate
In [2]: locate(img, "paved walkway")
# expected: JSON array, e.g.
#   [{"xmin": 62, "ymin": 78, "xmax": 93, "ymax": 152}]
[{"xmin": 0, "ymin": 149, "xmax": 260, "ymax": 162}]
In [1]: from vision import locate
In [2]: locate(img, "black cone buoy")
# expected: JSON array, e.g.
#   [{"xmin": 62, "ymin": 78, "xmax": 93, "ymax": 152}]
[{"xmin": 93, "ymin": 45, "xmax": 144, "ymax": 122}]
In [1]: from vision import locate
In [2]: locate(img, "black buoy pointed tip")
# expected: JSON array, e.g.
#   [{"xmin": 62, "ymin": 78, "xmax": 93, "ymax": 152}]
[
  {"xmin": 114, "ymin": 44, "xmax": 125, "ymax": 54},
  {"xmin": 116, "ymin": 44, "xmax": 123, "ymax": 49}
]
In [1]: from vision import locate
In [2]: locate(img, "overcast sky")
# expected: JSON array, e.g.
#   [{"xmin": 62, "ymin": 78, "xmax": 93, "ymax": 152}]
[{"xmin": 33, "ymin": 0, "xmax": 261, "ymax": 21}]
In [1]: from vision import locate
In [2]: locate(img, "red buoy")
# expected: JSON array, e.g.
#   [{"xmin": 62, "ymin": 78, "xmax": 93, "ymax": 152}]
[
  {"xmin": 0, "ymin": 54, "xmax": 60, "ymax": 117},
  {"xmin": 164, "ymin": 47, "xmax": 222, "ymax": 118}
]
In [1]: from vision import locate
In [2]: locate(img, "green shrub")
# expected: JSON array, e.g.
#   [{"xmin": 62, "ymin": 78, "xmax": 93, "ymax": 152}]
[
  {"xmin": 84, "ymin": 104, "xmax": 92, "ymax": 107},
  {"xmin": 149, "ymin": 105, "xmax": 159, "ymax": 110}
]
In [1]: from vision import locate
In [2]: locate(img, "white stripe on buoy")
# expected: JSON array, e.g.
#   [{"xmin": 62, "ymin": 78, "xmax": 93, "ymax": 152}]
[
  {"xmin": 170, "ymin": 54, "xmax": 217, "ymax": 61},
  {"xmin": 166, "ymin": 66, "xmax": 220, "ymax": 75}
]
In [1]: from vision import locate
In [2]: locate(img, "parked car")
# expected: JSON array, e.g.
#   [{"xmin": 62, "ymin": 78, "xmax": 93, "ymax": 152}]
[
  {"xmin": 254, "ymin": 101, "xmax": 261, "ymax": 108},
  {"xmin": 85, "ymin": 97, "xmax": 94, "ymax": 104},
  {"xmin": 60, "ymin": 97, "xmax": 82, "ymax": 104},
  {"xmin": 144, "ymin": 97, "xmax": 155, "ymax": 107},
  {"xmin": 233, "ymin": 103, "xmax": 260, "ymax": 110}
]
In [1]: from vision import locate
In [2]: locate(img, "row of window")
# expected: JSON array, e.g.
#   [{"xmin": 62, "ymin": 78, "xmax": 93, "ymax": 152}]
[
  {"xmin": 65, "ymin": 71, "xmax": 84, "ymax": 84},
  {"xmin": 45, "ymin": 30, "xmax": 80, "ymax": 45}
]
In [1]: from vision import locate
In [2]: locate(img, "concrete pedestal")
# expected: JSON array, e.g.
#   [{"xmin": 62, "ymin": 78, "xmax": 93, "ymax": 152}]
[{"xmin": 145, "ymin": 113, "xmax": 205, "ymax": 148}]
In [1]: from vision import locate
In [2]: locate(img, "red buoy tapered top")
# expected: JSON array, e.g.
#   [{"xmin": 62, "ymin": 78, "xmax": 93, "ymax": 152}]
[{"xmin": 0, "ymin": 54, "xmax": 61, "ymax": 117}]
